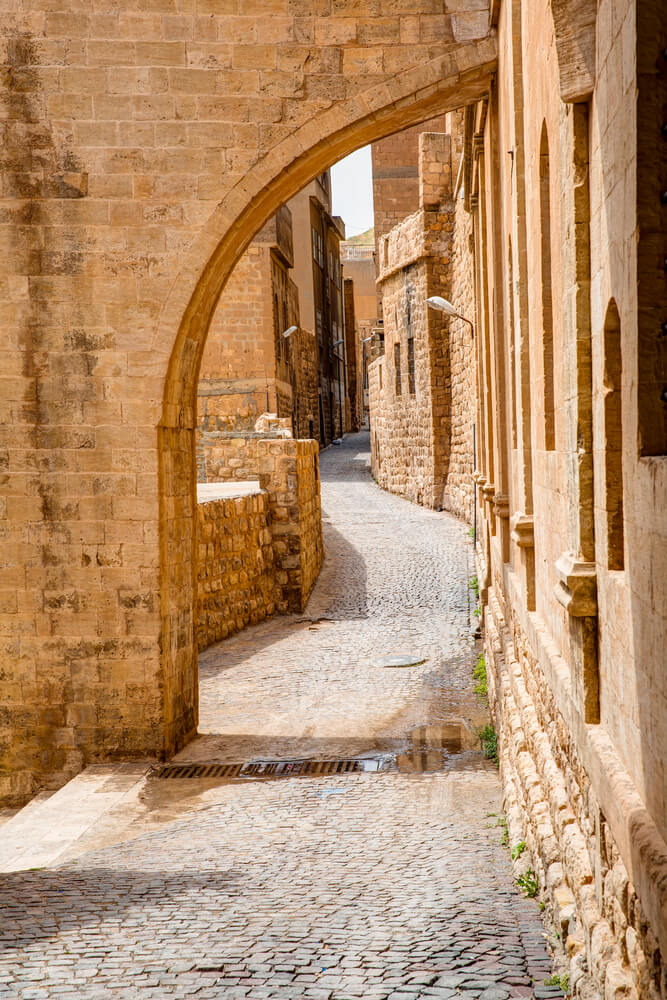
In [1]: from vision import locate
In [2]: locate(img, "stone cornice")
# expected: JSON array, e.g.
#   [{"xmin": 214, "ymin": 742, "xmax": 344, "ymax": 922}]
[
  {"xmin": 554, "ymin": 552, "xmax": 597, "ymax": 618},
  {"xmin": 510, "ymin": 512, "xmax": 534, "ymax": 549}
]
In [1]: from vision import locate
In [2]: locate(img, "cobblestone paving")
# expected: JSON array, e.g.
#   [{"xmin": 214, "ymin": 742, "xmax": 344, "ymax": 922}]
[
  {"xmin": 192, "ymin": 432, "xmax": 485, "ymax": 764},
  {"xmin": 0, "ymin": 434, "xmax": 558, "ymax": 999}
]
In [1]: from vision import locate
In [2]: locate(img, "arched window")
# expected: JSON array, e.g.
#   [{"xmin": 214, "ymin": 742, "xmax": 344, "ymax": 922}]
[
  {"xmin": 603, "ymin": 299, "xmax": 624, "ymax": 570},
  {"xmin": 539, "ymin": 123, "xmax": 555, "ymax": 451}
]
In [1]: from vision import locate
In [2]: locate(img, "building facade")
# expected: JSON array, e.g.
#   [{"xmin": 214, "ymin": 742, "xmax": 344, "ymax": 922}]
[
  {"xmin": 341, "ymin": 234, "xmax": 378, "ymax": 428},
  {"xmin": 288, "ymin": 175, "xmax": 348, "ymax": 446},
  {"xmin": 197, "ymin": 171, "xmax": 350, "ymax": 474},
  {"xmin": 369, "ymin": 128, "xmax": 474, "ymax": 520},
  {"xmin": 365, "ymin": 4, "xmax": 667, "ymax": 998}
]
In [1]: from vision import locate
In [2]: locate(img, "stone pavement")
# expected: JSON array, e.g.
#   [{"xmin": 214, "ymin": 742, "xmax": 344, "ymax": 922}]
[{"xmin": 0, "ymin": 433, "xmax": 559, "ymax": 999}]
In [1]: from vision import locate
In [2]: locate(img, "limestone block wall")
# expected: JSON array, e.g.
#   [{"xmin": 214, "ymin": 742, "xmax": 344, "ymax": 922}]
[
  {"xmin": 467, "ymin": 0, "xmax": 667, "ymax": 997},
  {"xmin": 371, "ymin": 253, "xmax": 446, "ymax": 508},
  {"xmin": 289, "ymin": 330, "xmax": 320, "ymax": 442},
  {"xmin": 196, "ymin": 491, "xmax": 280, "ymax": 650},
  {"xmin": 485, "ymin": 587, "xmax": 666, "ymax": 1000}
]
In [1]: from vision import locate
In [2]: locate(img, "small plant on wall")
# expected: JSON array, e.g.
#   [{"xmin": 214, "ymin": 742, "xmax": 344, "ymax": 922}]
[
  {"xmin": 478, "ymin": 723, "xmax": 498, "ymax": 764},
  {"xmin": 473, "ymin": 653, "xmax": 487, "ymax": 698},
  {"xmin": 515, "ymin": 869, "xmax": 539, "ymax": 898}
]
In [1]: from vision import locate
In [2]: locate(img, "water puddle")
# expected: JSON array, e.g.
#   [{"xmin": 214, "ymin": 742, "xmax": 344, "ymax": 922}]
[{"xmin": 149, "ymin": 722, "xmax": 483, "ymax": 784}]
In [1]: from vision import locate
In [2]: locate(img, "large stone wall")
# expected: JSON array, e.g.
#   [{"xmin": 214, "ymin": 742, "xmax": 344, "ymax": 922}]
[
  {"xmin": 0, "ymin": 0, "xmax": 496, "ymax": 803},
  {"xmin": 467, "ymin": 0, "xmax": 667, "ymax": 997},
  {"xmin": 196, "ymin": 489, "xmax": 280, "ymax": 649}
]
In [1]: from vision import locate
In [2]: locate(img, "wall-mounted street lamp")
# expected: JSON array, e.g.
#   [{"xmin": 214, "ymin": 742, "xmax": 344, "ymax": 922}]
[
  {"xmin": 282, "ymin": 325, "xmax": 298, "ymax": 339},
  {"xmin": 426, "ymin": 296, "xmax": 474, "ymax": 333}
]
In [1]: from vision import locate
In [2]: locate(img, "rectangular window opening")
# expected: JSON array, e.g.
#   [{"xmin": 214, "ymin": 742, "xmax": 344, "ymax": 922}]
[{"xmin": 407, "ymin": 337, "xmax": 415, "ymax": 394}]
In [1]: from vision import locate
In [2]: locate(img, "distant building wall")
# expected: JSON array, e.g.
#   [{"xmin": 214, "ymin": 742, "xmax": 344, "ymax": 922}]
[
  {"xmin": 372, "ymin": 115, "xmax": 447, "ymax": 243},
  {"xmin": 370, "ymin": 131, "xmax": 473, "ymax": 519}
]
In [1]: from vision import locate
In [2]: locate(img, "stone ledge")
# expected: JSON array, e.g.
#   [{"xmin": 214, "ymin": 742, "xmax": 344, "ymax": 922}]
[
  {"xmin": 554, "ymin": 553, "xmax": 597, "ymax": 618},
  {"xmin": 511, "ymin": 512, "xmax": 534, "ymax": 548}
]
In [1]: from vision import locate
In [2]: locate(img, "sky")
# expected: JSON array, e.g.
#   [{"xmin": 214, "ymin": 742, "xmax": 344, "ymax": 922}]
[{"xmin": 330, "ymin": 145, "xmax": 374, "ymax": 238}]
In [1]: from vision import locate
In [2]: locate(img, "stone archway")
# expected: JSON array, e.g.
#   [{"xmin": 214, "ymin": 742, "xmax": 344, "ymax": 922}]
[{"xmin": 0, "ymin": 3, "xmax": 495, "ymax": 801}]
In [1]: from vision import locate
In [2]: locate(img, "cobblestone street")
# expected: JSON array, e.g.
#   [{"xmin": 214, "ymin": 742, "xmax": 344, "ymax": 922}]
[{"xmin": 0, "ymin": 434, "xmax": 558, "ymax": 999}]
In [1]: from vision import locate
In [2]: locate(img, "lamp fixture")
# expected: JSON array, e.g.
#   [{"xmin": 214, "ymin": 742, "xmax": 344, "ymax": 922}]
[{"xmin": 426, "ymin": 296, "xmax": 474, "ymax": 332}]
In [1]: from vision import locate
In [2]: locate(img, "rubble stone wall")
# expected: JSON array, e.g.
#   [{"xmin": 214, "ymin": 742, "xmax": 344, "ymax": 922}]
[
  {"xmin": 196, "ymin": 435, "xmax": 323, "ymax": 622},
  {"xmin": 196, "ymin": 491, "xmax": 280, "ymax": 650},
  {"xmin": 257, "ymin": 439, "xmax": 323, "ymax": 613},
  {"xmin": 484, "ymin": 581, "xmax": 665, "ymax": 1000},
  {"xmin": 198, "ymin": 435, "xmax": 263, "ymax": 484}
]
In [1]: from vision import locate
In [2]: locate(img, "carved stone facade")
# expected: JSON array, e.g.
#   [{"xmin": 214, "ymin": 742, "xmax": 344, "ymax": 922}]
[
  {"xmin": 365, "ymin": 2, "xmax": 666, "ymax": 996},
  {"xmin": 464, "ymin": 2, "xmax": 667, "ymax": 998}
]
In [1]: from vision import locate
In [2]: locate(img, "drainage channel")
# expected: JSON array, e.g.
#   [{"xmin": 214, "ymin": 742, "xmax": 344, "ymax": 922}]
[{"xmin": 150, "ymin": 723, "xmax": 479, "ymax": 782}]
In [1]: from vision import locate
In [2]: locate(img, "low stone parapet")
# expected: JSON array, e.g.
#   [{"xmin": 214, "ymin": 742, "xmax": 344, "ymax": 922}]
[
  {"xmin": 196, "ymin": 485, "xmax": 279, "ymax": 649},
  {"xmin": 257, "ymin": 438, "xmax": 323, "ymax": 613},
  {"xmin": 195, "ymin": 438, "xmax": 323, "ymax": 648}
]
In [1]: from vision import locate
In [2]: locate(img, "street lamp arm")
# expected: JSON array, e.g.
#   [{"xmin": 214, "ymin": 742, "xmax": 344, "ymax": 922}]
[{"xmin": 426, "ymin": 295, "xmax": 474, "ymax": 334}]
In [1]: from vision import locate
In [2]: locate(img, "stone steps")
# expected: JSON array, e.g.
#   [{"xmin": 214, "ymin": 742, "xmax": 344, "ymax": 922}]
[{"xmin": 0, "ymin": 763, "xmax": 150, "ymax": 873}]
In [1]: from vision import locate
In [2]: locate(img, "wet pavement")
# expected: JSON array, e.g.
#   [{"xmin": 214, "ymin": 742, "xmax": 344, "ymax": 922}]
[{"xmin": 0, "ymin": 432, "xmax": 558, "ymax": 999}]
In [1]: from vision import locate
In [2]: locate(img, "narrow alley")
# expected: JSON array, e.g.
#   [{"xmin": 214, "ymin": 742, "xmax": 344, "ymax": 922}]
[{"xmin": 0, "ymin": 434, "xmax": 559, "ymax": 1000}]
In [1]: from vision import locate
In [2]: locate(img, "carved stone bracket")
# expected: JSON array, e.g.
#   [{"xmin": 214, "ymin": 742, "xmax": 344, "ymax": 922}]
[
  {"xmin": 511, "ymin": 513, "xmax": 534, "ymax": 548},
  {"xmin": 482, "ymin": 481, "xmax": 495, "ymax": 503},
  {"xmin": 493, "ymin": 493, "xmax": 510, "ymax": 520},
  {"xmin": 549, "ymin": 0, "xmax": 596, "ymax": 102},
  {"xmin": 554, "ymin": 552, "xmax": 597, "ymax": 617},
  {"xmin": 473, "ymin": 470, "xmax": 486, "ymax": 485}
]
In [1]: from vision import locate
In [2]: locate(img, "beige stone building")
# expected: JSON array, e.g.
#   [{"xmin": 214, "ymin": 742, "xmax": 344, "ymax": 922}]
[
  {"xmin": 288, "ymin": 175, "xmax": 348, "ymax": 445},
  {"xmin": 341, "ymin": 232, "xmax": 377, "ymax": 427},
  {"xmin": 0, "ymin": 3, "xmax": 665, "ymax": 999},
  {"xmin": 369, "ymin": 125, "xmax": 474, "ymax": 521},
  {"xmin": 197, "ymin": 173, "xmax": 350, "ymax": 458}
]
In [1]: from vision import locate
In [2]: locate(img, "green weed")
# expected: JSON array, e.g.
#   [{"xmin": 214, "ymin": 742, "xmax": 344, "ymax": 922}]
[
  {"xmin": 478, "ymin": 722, "xmax": 498, "ymax": 763},
  {"xmin": 515, "ymin": 869, "xmax": 539, "ymax": 897},
  {"xmin": 469, "ymin": 574, "xmax": 479, "ymax": 598},
  {"xmin": 544, "ymin": 974, "xmax": 569, "ymax": 994},
  {"xmin": 511, "ymin": 840, "xmax": 526, "ymax": 860},
  {"xmin": 473, "ymin": 654, "xmax": 487, "ymax": 697}
]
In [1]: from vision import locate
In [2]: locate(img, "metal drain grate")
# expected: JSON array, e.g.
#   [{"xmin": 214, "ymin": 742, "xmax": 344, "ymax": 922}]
[{"xmin": 152, "ymin": 757, "xmax": 386, "ymax": 781}]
